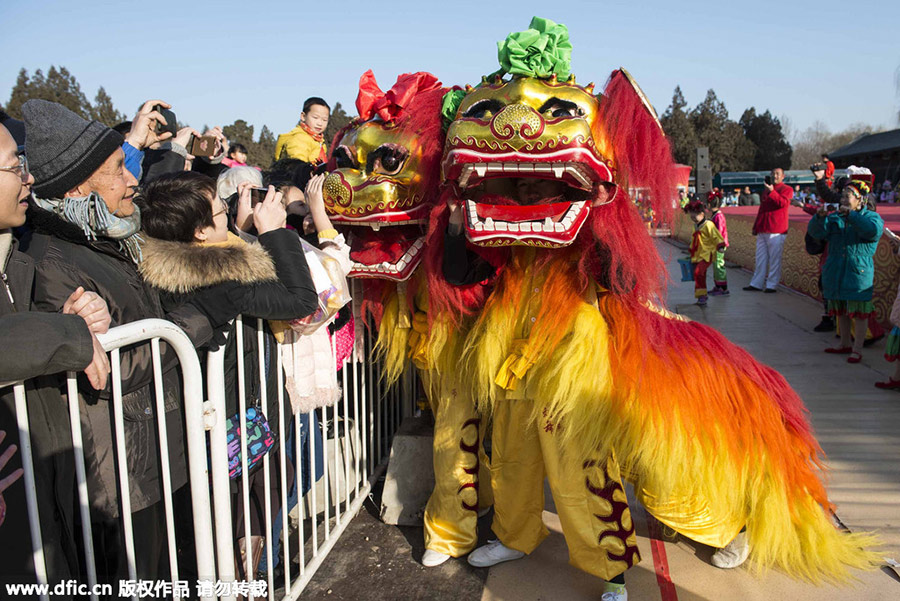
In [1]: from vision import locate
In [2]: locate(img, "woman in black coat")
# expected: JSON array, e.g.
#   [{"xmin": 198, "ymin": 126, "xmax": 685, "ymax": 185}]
[{"xmin": 138, "ymin": 171, "xmax": 319, "ymax": 578}]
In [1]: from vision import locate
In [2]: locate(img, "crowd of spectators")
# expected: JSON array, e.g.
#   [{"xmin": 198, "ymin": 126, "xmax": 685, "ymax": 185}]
[{"xmin": 0, "ymin": 94, "xmax": 344, "ymax": 589}]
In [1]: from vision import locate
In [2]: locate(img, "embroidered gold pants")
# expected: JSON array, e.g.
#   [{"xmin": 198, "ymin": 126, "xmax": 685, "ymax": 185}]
[
  {"xmin": 421, "ymin": 371, "xmax": 493, "ymax": 556},
  {"xmin": 490, "ymin": 398, "xmax": 640, "ymax": 580}
]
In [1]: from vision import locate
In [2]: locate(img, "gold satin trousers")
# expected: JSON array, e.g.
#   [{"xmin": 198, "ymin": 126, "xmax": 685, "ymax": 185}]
[
  {"xmin": 490, "ymin": 398, "xmax": 640, "ymax": 580},
  {"xmin": 421, "ymin": 370, "xmax": 493, "ymax": 556}
]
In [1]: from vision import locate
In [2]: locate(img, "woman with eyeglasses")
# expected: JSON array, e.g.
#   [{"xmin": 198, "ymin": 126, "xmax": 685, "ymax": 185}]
[{"xmin": 137, "ymin": 170, "xmax": 319, "ymax": 580}]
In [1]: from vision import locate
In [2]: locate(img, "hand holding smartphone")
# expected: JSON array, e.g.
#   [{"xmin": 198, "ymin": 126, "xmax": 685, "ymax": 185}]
[
  {"xmin": 188, "ymin": 134, "xmax": 218, "ymax": 157},
  {"xmin": 249, "ymin": 187, "xmax": 269, "ymax": 208}
]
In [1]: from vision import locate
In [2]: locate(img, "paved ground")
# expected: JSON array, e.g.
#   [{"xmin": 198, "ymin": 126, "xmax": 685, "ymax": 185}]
[{"xmin": 304, "ymin": 238, "xmax": 900, "ymax": 600}]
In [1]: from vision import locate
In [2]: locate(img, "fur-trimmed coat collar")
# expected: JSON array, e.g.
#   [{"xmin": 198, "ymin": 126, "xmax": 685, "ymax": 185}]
[{"xmin": 139, "ymin": 235, "xmax": 278, "ymax": 294}]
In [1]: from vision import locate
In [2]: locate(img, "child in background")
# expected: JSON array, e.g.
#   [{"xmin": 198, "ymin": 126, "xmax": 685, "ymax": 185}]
[
  {"xmin": 274, "ymin": 97, "xmax": 331, "ymax": 164},
  {"xmin": 708, "ymin": 192, "xmax": 730, "ymax": 295},
  {"xmin": 222, "ymin": 143, "xmax": 248, "ymax": 168},
  {"xmin": 684, "ymin": 200, "xmax": 725, "ymax": 306}
]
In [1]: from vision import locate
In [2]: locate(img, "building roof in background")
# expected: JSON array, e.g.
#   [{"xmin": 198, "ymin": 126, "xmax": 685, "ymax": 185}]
[{"xmin": 829, "ymin": 129, "xmax": 900, "ymax": 159}]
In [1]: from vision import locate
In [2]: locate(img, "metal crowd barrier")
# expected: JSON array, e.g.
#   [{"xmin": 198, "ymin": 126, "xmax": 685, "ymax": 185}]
[{"xmin": 10, "ymin": 284, "xmax": 417, "ymax": 600}]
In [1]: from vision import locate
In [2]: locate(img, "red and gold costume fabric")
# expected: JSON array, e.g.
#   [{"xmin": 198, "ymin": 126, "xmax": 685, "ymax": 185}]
[{"xmin": 425, "ymin": 16, "xmax": 881, "ymax": 582}]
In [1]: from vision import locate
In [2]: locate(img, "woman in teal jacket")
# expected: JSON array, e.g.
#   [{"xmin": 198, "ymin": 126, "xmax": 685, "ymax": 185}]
[{"xmin": 807, "ymin": 176, "xmax": 883, "ymax": 363}]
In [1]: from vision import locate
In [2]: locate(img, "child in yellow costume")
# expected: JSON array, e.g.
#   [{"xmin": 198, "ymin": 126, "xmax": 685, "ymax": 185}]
[
  {"xmin": 321, "ymin": 70, "xmax": 492, "ymax": 568},
  {"xmin": 274, "ymin": 97, "xmax": 330, "ymax": 163},
  {"xmin": 427, "ymin": 17, "xmax": 882, "ymax": 601}
]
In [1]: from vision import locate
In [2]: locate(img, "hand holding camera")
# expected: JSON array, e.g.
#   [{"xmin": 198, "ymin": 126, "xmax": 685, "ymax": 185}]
[
  {"xmin": 251, "ymin": 185, "xmax": 286, "ymax": 235},
  {"xmin": 126, "ymin": 99, "xmax": 175, "ymax": 150},
  {"xmin": 172, "ymin": 127, "xmax": 201, "ymax": 158}
]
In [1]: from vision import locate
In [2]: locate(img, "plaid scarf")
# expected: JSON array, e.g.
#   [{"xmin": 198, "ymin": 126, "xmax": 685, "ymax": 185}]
[{"xmin": 34, "ymin": 192, "xmax": 144, "ymax": 264}]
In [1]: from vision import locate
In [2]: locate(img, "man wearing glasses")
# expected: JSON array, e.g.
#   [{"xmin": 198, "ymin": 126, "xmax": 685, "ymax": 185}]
[{"xmin": 0, "ymin": 121, "xmax": 113, "ymax": 588}]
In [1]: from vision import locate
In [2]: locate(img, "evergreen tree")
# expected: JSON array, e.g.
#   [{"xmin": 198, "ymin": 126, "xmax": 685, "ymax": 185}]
[
  {"xmin": 5, "ymin": 69, "xmax": 31, "ymax": 119},
  {"xmin": 254, "ymin": 126, "xmax": 276, "ymax": 169},
  {"xmin": 223, "ymin": 119, "xmax": 255, "ymax": 149},
  {"xmin": 660, "ymin": 86, "xmax": 697, "ymax": 166},
  {"xmin": 740, "ymin": 108, "xmax": 792, "ymax": 171},
  {"xmin": 690, "ymin": 89, "xmax": 754, "ymax": 173},
  {"xmin": 39, "ymin": 67, "xmax": 92, "ymax": 118},
  {"xmin": 5, "ymin": 66, "xmax": 92, "ymax": 120},
  {"xmin": 324, "ymin": 102, "xmax": 352, "ymax": 147},
  {"xmin": 91, "ymin": 86, "xmax": 126, "ymax": 127}
]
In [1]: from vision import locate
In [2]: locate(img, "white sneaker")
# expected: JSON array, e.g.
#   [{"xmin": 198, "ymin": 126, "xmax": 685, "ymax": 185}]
[
  {"xmin": 467, "ymin": 539, "xmax": 524, "ymax": 567},
  {"xmin": 421, "ymin": 549, "xmax": 451, "ymax": 567},
  {"xmin": 711, "ymin": 532, "xmax": 750, "ymax": 569},
  {"xmin": 601, "ymin": 584, "xmax": 628, "ymax": 601}
]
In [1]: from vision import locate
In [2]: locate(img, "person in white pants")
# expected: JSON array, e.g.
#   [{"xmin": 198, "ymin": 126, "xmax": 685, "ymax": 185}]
[
  {"xmin": 744, "ymin": 168, "xmax": 794, "ymax": 293},
  {"xmin": 749, "ymin": 233, "xmax": 786, "ymax": 291}
]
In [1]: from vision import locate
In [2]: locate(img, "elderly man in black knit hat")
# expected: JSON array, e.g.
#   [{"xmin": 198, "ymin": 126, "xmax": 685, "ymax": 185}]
[{"xmin": 20, "ymin": 99, "xmax": 214, "ymax": 585}]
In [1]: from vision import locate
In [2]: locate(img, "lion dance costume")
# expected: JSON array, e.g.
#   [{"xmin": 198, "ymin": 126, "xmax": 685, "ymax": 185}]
[
  {"xmin": 422, "ymin": 17, "xmax": 880, "ymax": 584},
  {"xmin": 323, "ymin": 71, "xmax": 492, "ymax": 561}
]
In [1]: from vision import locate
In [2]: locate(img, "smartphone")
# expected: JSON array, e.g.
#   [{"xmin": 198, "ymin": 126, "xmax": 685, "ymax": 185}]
[
  {"xmin": 764, "ymin": 175, "xmax": 773, "ymax": 186},
  {"xmin": 152, "ymin": 105, "xmax": 178, "ymax": 137},
  {"xmin": 249, "ymin": 187, "xmax": 269, "ymax": 207},
  {"xmin": 188, "ymin": 135, "xmax": 217, "ymax": 157}
]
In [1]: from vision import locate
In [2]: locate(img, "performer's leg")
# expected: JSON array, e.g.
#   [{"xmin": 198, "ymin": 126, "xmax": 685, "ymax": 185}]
[
  {"xmin": 851, "ymin": 317, "xmax": 868, "ymax": 355},
  {"xmin": 749, "ymin": 235, "xmax": 768, "ymax": 289},
  {"xmin": 490, "ymin": 398, "xmax": 547, "ymax": 554},
  {"xmin": 713, "ymin": 250, "xmax": 727, "ymax": 291},
  {"xmin": 838, "ymin": 314, "xmax": 852, "ymax": 348},
  {"xmin": 538, "ymin": 415, "xmax": 640, "ymax": 581},
  {"xmin": 694, "ymin": 260, "xmax": 710, "ymax": 304},
  {"xmin": 422, "ymin": 372, "xmax": 485, "ymax": 557},
  {"xmin": 477, "ymin": 416, "xmax": 493, "ymax": 511}
]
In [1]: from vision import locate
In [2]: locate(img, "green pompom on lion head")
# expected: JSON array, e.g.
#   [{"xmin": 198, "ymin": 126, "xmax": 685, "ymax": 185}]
[
  {"xmin": 441, "ymin": 88, "xmax": 468, "ymax": 131},
  {"xmin": 496, "ymin": 16, "xmax": 572, "ymax": 80}
]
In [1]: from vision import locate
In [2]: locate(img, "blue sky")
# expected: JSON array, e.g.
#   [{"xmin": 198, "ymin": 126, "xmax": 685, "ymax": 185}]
[{"xmin": 2, "ymin": 0, "xmax": 898, "ymax": 140}]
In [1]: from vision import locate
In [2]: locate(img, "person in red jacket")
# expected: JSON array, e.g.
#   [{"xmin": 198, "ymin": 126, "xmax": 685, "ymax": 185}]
[
  {"xmin": 744, "ymin": 167, "xmax": 794, "ymax": 292},
  {"xmin": 822, "ymin": 154, "xmax": 835, "ymax": 187}
]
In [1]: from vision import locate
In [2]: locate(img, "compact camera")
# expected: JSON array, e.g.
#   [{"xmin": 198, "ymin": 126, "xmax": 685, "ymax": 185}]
[{"xmin": 152, "ymin": 105, "xmax": 178, "ymax": 137}]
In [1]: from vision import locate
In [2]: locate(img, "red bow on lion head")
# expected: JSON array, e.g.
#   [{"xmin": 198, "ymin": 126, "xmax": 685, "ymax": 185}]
[{"xmin": 355, "ymin": 70, "xmax": 441, "ymax": 124}]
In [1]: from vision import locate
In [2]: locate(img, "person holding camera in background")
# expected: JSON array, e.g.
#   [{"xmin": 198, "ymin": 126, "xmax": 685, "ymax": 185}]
[
  {"xmin": 744, "ymin": 167, "xmax": 793, "ymax": 293},
  {"xmin": 807, "ymin": 168, "xmax": 883, "ymax": 363},
  {"xmin": 821, "ymin": 153, "xmax": 835, "ymax": 187}
]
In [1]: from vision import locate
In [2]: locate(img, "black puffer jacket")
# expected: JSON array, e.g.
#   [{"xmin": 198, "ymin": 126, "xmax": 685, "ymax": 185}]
[
  {"xmin": 20, "ymin": 203, "xmax": 212, "ymax": 520},
  {"xmin": 0, "ymin": 232, "xmax": 93, "ymax": 587},
  {"xmin": 139, "ymin": 228, "xmax": 319, "ymax": 423}
]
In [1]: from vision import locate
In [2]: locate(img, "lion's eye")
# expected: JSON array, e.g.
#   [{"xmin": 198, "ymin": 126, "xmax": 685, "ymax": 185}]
[
  {"xmin": 369, "ymin": 145, "xmax": 409, "ymax": 176},
  {"xmin": 463, "ymin": 99, "xmax": 505, "ymax": 120},
  {"xmin": 538, "ymin": 98, "xmax": 583, "ymax": 118}
]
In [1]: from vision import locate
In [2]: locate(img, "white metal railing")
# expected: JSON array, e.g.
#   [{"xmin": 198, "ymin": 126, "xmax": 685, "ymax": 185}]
[
  {"xmin": 9, "ymin": 285, "xmax": 416, "ymax": 600},
  {"xmin": 204, "ymin": 280, "xmax": 416, "ymax": 600}
]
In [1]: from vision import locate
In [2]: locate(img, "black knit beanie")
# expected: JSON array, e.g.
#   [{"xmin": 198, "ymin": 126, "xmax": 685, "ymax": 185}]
[{"xmin": 22, "ymin": 99, "xmax": 124, "ymax": 199}]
